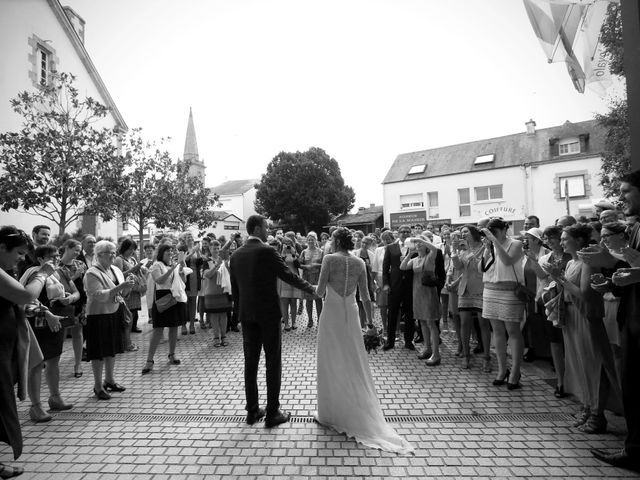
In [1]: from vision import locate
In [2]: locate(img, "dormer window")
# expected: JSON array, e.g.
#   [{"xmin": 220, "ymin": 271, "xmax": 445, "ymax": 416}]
[
  {"xmin": 559, "ymin": 137, "xmax": 580, "ymax": 155},
  {"xmin": 474, "ymin": 154, "xmax": 494, "ymax": 165},
  {"xmin": 407, "ymin": 164, "xmax": 426, "ymax": 175}
]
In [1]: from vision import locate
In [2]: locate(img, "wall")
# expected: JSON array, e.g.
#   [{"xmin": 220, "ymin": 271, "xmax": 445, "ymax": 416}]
[
  {"xmin": 0, "ymin": 0, "xmax": 120, "ymax": 239},
  {"xmin": 383, "ymin": 155, "xmax": 604, "ymax": 229}
]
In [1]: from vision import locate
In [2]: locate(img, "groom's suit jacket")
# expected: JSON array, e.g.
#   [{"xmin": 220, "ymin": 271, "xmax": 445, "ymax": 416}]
[{"xmin": 230, "ymin": 238, "xmax": 314, "ymax": 324}]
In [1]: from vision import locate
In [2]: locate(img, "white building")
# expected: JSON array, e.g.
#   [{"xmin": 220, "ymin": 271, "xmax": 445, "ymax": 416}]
[
  {"xmin": 382, "ymin": 119, "xmax": 607, "ymax": 233},
  {"xmin": 0, "ymin": 0, "xmax": 127, "ymax": 238},
  {"xmin": 210, "ymin": 179, "xmax": 258, "ymax": 237}
]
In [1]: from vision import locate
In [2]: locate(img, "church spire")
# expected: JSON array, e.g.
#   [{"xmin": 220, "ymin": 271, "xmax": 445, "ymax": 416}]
[
  {"xmin": 183, "ymin": 106, "xmax": 199, "ymax": 163},
  {"xmin": 182, "ymin": 107, "xmax": 205, "ymax": 182}
]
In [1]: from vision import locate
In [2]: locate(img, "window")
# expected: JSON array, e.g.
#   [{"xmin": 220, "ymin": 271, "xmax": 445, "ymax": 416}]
[
  {"xmin": 427, "ymin": 191, "xmax": 439, "ymax": 219},
  {"xmin": 458, "ymin": 188, "xmax": 470, "ymax": 217},
  {"xmin": 400, "ymin": 193, "xmax": 424, "ymax": 209},
  {"xmin": 559, "ymin": 138, "xmax": 580, "ymax": 155},
  {"xmin": 38, "ymin": 46, "xmax": 50, "ymax": 86},
  {"xmin": 559, "ymin": 175, "xmax": 585, "ymax": 198},
  {"xmin": 474, "ymin": 154, "xmax": 494, "ymax": 165},
  {"xmin": 407, "ymin": 164, "xmax": 426, "ymax": 175},
  {"xmin": 475, "ymin": 184, "xmax": 503, "ymax": 201},
  {"xmin": 28, "ymin": 36, "xmax": 58, "ymax": 89}
]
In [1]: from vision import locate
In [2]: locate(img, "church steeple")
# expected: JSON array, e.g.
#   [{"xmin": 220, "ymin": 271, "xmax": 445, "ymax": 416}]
[{"xmin": 183, "ymin": 107, "xmax": 205, "ymax": 183}]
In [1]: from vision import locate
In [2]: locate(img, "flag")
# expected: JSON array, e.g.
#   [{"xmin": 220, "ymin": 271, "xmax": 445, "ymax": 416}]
[
  {"xmin": 565, "ymin": 179, "xmax": 571, "ymax": 215},
  {"xmin": 523, "ymin": 0, "xmax": 616, "ymax": 96},
  {"xmin": 524, "ymin": 0, "xmax": 587, "ymax": 92}
]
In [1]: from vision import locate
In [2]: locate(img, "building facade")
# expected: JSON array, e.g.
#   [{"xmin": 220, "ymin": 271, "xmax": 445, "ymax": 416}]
[
  {"xmin": 333, "ymin": 204, "xmax": 384, "ymax": 234},
  {"xmin": 210, "ymin": 179, "xmax": 258, "ymax": 236},
  {"xmin": 0, "ymin": 0, "xmax": 127, "ymax": 239},
  {"xmin": 382, "ymin": 119, "xmax": 607, "ymax": 233}
]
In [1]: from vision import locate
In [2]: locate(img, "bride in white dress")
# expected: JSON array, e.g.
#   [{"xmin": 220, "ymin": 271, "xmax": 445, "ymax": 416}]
[{"xmin": 315, "ymin": 228, "xmax": 414, "ymax": 454}]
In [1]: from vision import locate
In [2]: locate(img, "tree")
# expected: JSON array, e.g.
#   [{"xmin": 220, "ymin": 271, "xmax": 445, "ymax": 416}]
[
  {"xmin": 0, "ymin": 72, "xmax": 126, "ymax": 235},
  {"xmin": 118, "ymin": 129, "xmax": 174, "ymax": 256},
  {"xmin": 596, "ymin": 3, "xmax": 630, "ymax": 198},
  {"xmin": 153, "ymin": 160, "xmax": 219, "ymax": 232},
  {"xmin": 255, "ymin": 147, "xmax": 355, "ymax": 232}
]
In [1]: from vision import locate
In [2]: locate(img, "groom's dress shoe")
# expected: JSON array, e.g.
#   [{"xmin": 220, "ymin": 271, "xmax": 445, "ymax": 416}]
[
  {"xmin": 264, "ymin": 410, "xmax": 291, "ymax": 428},
  {"xmin": 246, "ymin": 407, "xmax": 265, "ymax": 425},
  {"xmin": 382, "ymin": 342, "xmax": 394, "ymax": 351},
  {"xmin": 591, "ymin": 449, "xmax": 640, "ymax": 473}
]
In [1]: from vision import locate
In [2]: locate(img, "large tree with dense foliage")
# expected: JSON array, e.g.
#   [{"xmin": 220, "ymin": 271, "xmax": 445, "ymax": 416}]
[
  {"xmin": 152, "ymin": 159, "xmax": 219, "ymax": 233},
  {"xmin": 596, "ymin": 3, "xmax": 630, "ymax": 198},
  {"xmin": 0, "ymin": 73, "xmax": 126, "ymax": 235},
  {"xmin": 255, "ymin": 147, "xmax": 355, "ymax": 232},
  {"xmin": 117, "ymin": 129, "xmax": 174, "ymax": 255}
]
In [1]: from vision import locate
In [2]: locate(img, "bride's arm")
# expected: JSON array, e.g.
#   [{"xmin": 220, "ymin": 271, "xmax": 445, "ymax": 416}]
[
  {"xmin": 357, "ymin": 261, "xmax": 372, "ymax": 324},
  {"xmin": 315, "ymin": 255, "xmax": 330, "ymax": 298}
]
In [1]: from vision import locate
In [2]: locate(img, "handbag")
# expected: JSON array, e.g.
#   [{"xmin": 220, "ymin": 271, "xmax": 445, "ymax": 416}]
[
  {"xmin": 421, "ymin": 270, "xmax": 439, "ymax": 287},
  {"xmin": 512, "ymin": 265, "xmax": 535, "ymax": 303},
  {"xmin": 120, "ymin": 303, "xmax": 133, "ymax": 327},
  {"xmin": 155, "ymin": 291, "xmax": 177, "ymax": 313},
  {"xmin": 154, "ymin": 270, "xmax": 177, "ymax": 313},
  {"xmin": 421, "ymin": 256, "xmax": 439, "ymax": 287}
]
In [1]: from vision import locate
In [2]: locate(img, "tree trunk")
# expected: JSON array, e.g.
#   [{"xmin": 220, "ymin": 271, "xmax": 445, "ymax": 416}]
[{"xmin": 137, "ymin": 207, "xmax": 145, "ymax": 261}]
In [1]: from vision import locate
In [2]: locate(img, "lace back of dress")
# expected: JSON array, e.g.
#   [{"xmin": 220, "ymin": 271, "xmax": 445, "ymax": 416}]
[{"xmin": 344, "ymin": 256, "xmax": 349, "ymax": 297}]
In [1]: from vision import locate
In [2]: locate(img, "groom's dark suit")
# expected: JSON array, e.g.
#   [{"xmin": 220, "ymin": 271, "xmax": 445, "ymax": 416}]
[
  {"xmin": 383, "ymin": 241, "xmax": 416, "ymax": 348},
  {"xmin": 230, "ymin": 237, "xmax": 315, "ymax": 417}
]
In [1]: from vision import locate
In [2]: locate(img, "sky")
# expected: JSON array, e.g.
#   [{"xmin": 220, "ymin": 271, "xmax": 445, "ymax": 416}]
[{"xmin": 65, "ymin": 0, "xmax": 618, "ymax": 211}]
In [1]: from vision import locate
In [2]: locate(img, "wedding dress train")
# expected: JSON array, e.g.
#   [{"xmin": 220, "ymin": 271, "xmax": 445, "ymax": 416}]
[{"xmin": 315, "ymin": 253, "xmax": 414, "ymax": 454}]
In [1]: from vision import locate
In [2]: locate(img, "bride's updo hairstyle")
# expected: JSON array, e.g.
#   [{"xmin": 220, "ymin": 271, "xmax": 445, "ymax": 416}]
[{"xmin": 333, "ymin": 227, "xmax": 355, "ymax": 251}]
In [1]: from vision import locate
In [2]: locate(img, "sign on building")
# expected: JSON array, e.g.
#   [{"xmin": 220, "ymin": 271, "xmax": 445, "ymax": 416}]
[{"xmin": 389, "ymin": 210, "xmax": 427, "ymax": 229}]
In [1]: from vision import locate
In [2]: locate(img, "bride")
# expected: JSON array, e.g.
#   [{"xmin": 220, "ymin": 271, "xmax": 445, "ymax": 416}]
[{"xmin": 315, "ymin": 227, "xmax": 414, "ymax": 454}]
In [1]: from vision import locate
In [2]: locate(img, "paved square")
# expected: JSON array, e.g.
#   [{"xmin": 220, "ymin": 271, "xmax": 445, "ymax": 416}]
[{"xmin": 2, "ymin": 307, "xmax": 636, "ymax": 479}]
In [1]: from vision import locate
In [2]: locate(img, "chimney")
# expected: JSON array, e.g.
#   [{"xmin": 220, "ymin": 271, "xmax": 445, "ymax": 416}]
[
  {"xmin": 525, "ymin": 119, "xmax": 536, "ymax": 135},
  {"xmin": 369, "ymin": 203, "xmax": 375, "ymax": 208},
  {"xmin": 63, "ymin": 6, "xmax": 86, "ymax": 43}
]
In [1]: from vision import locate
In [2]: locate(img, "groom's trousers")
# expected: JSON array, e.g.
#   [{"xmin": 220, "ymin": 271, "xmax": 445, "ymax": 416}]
[{"xmin": 242, "ymin": 319, "xmax": 282, "ymax": 415}]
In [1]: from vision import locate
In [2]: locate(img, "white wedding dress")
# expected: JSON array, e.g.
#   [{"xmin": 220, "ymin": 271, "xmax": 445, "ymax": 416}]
[{"xmin": 315, "ymin": 253, "xmax": 414, "ymax": 454}]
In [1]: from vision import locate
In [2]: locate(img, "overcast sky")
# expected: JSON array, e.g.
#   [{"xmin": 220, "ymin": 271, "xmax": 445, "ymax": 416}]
[{"xmin": 65, "ymin": 0, "xmax": 618, "ymax": 210}]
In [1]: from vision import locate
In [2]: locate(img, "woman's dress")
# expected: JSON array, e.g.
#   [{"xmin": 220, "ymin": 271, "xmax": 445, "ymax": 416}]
[
  {"xmin": 411, "ymin": 254, "xmax": 440, "ymax": 321},
  {"xmin": 20, "ymin": 267, "xmax": 64, "ymax": 361},
  {"xmin": 0, "ymin": 297, "xmax": 23, "ymax": 459},
  {"xmin": 300, "ymin": 247, "xmax": 323, "ymax": 300},
  {"xmin": 315, "ymin": 253, "xmax": 414, "ymax": 454},
  {"xmin": 277, "ymin": 253, "xmax": 303, "ymax": 299},
  {"xmin": 150, "ymin": 262, "xmax": 187, "ymax": 328}
]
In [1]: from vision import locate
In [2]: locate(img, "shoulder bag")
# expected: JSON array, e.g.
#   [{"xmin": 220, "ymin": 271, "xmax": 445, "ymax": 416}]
[{"xmin": 512, "ymin": 265, "xmax": 535, "ymax": 303}]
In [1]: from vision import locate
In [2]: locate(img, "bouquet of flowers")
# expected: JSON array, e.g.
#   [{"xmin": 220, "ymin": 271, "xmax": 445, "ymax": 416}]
[{"xmin": 363, "ymin": 324, "xmax": 383, "ymax": 353}]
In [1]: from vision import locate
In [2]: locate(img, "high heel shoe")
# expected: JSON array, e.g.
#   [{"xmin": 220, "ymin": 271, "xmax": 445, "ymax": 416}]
[
  {"xmin": 73, "ymin": 366, "xmax": 83, "ymax": 378},
  {"xmin": 168, "ymin": 353, "xmax": 181, "ymax": 365},
  {"xmin": 507, "ymin": 372, "xmax": 522, "ymax": 390},
  {"xmin": 93, "ymin": 388, "xmax": 111, "ymax": 401},
  {"xmin": 482, "ymin": 358, "xmax": 492, "ymax": 373},
  {"xmin": 462, "ymin": 355, "xmax": 471, "ymax": 370},
  {"xmin": 29, "ymin": 404, "xmax": 52, "ymax": 423},
  {"xmin": 103, "ymin": 381, "xmax": 126, "ymax": 392},
  {"xmin": 141, "ymin": 360, "xmax": 154, "ymax": 375},
  {"xmin": 492, "ymin": 369, "xmax": 510, "ymax": 386},
  {"xmin": 426, "ymin": 356, "xmax": 441, "ymax": 366},
  {"xmin": 48, "ymin": 395, "xmax": 73, "ymax": 411}
]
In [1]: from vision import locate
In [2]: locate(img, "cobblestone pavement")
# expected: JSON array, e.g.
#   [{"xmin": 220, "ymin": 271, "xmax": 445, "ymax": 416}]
[{"xmin": 2, "ymin": 306, "xmax": 637, "ymax": 479}]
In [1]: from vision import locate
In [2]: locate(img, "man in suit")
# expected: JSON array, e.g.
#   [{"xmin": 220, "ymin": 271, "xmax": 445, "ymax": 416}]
[
  {"xmin": 382, "ymin": 225, "xmax": 416, "ymax": 350},
  {"xmin": 17, "ymin": 224, "xmax": 51, "ymax": 277},
  {"xmin": 230, "ymin": 215, "xmax": 316, "ymax": 428}
]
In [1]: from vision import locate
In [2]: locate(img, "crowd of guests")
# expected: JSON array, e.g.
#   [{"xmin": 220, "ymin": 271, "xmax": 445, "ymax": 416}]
[{"xmin": 1, "ymin": 170, "xmax": 640, "ymax": 476}]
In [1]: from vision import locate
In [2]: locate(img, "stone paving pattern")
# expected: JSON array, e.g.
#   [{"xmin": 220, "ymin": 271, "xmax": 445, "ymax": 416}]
[{"xmin": 1, "ymin": 306, "xmax": 637, "ymax": 479}]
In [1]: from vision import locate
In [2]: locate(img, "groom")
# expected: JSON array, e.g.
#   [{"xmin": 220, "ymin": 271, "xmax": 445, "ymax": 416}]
[{"xmin": 230, "ymin": 215, "xmax": 316, "ymax": 428}]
